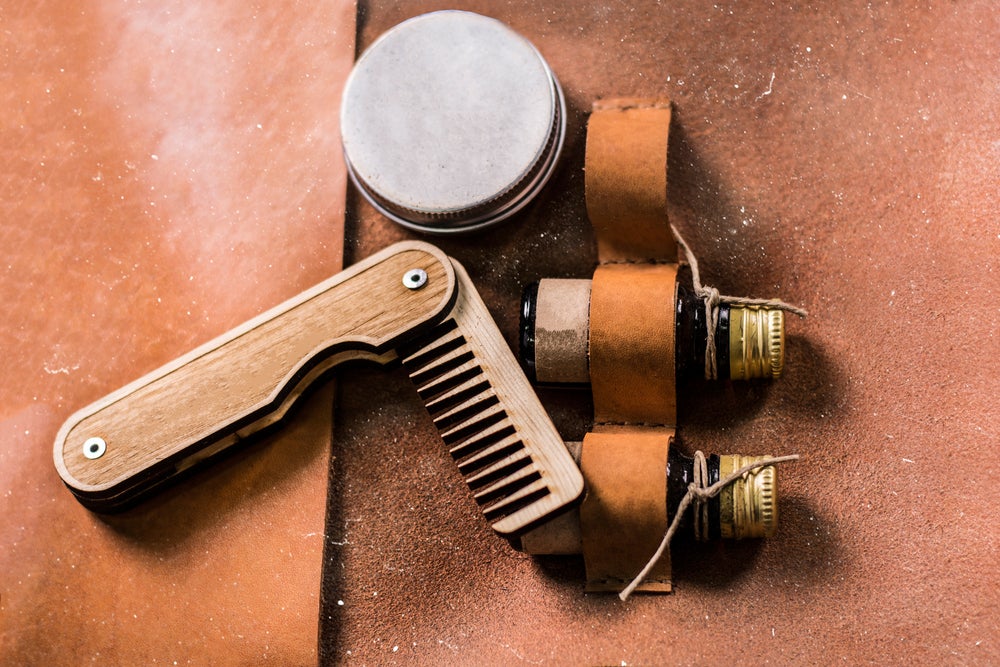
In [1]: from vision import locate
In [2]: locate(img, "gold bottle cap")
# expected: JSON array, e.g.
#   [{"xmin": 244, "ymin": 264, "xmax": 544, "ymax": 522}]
[
  {"xmin": 729, "ymin": 307, "xmax": 785, "ymax": 380},
  {"xmin": 718, "ymin": 454, "xmax": 778, "ymax": 539}
]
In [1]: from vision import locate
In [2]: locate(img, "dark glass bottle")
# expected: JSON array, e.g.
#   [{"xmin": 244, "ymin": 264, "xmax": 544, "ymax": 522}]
[
  {"xmin": 519, "ymin": 270, "xmax": 784, "ymax": 385},
  {"xmin": 673, "ymin": 275, "xmax": 730, "ymax": 382},
  {"xmin": 518, "ymin": 445, "xmax": 778, "ymax": 555},
  {"xmin": 667, "ymin": 447, "xmax": 777, "ymax": 541}
]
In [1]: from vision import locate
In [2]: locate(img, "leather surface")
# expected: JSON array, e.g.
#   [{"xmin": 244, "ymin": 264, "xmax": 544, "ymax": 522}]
[
  {"xmin": 325, "ymin": 1, "xmax": 999, "ymax": 665},
  {"xmin": 580, "ymin": 429, "xmax": 673, "ymax": 593},
  {"xmin": 1, "ymin": 1, "xmax": 355, "ymax": 664},
  {"xmin": 5, "ymin": 1, "xmax": 998, "ymax": 665},
  {"xmin": 584, "ymin": 98, "xmax": 679, "ymax": 593},
  {"xmin": 590, "ymin": 263, "xmax": 678, "ymax": 426},
  {"xmin": 586, "ymin": 99, "xmax": 677, "ymax": 263}
]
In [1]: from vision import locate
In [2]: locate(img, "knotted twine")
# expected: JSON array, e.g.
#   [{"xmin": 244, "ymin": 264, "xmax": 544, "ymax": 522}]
[
  {"xmin": 669, "ymin": 224, "xmax": 808, "ymax": 380},
  {"xmin": 619, "ymin": 452, "xmax": 801, "ymax": 600}
]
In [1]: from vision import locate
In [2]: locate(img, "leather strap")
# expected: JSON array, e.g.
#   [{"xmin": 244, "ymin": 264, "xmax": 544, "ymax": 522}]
[
  {"xmin": 589, "ymin": 262, "xmax": 678, "ymax": 427},
  {"xmin": 585, "ymin": 98, "xmax": 677, "ymax": 263},
  {"xmin": 580, "ymin": 97, "xmax": 679, "ymax": 593},
  {"xmin": 579, "ymin": 428, "xmax": 674, "ymax": 593}
]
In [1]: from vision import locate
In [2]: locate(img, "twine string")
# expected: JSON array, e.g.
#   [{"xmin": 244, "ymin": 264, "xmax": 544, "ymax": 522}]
[
  {"xmin": 618, "ymin": 452, "xmax": 801, "ymax": 601},
  {"xmin": 692, "ymin": 451, "xmax": 709, "ymax": 542},
  {"xmin": 669, "ymin": 224, "xmax": 808, "ymax": 380}
]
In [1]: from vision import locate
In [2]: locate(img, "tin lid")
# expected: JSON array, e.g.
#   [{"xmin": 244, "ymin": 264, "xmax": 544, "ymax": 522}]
[{"xmin": 340, "ymin": 11, "xmax": 566, "ymax": 234}]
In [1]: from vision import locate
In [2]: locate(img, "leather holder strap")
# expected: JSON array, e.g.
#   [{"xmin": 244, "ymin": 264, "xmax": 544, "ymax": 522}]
[
  {"xmin": 580, "ymin": 97, "xmax": 680, "ymax": 593},
  {"xmin": 589, "ymin": 262, "xmax": 678, "ymax": 427},
  {"xmin": 585, "ymin": 98, "xmax": 677, "ymax": 263},
  {"xmin": 579, "ymin": 428, "xmax": 674, "ymax": 593}
]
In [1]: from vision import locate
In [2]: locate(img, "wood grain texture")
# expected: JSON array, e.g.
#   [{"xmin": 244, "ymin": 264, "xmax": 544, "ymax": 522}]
[
  {"xmin": 54, "ymin": 241, "xmax": 455, "ymax": 503},
  {"xmin": 400, "ymin": 261, "xmax": 584, "ymax": 536},
  {"xmin": 53, "ymin": 240, "xmax": 582, "ymax": 533}
]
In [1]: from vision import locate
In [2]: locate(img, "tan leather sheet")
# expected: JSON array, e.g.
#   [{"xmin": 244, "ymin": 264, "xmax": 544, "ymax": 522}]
[
  {"xmin": 4, "ymin": 2, "xmax": 999, "ymax": 665},
  {"xmin": 1, "ymin": 1, "xmax": 355, "ymax": 664},
  {"xmin": 325, "ymin": 1, "xmax": 999, "ymax": 665}
]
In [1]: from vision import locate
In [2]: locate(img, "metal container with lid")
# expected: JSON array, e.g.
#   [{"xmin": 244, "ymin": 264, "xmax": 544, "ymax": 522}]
[{"xmin": 340, "ymin": 11, "xmax": 566, "ymax": 234}]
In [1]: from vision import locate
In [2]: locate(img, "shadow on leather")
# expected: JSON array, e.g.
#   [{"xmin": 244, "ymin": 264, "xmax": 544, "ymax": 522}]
[{"xmin": 96, "ymin": 382, "xmax": 334, "ymax": 551}]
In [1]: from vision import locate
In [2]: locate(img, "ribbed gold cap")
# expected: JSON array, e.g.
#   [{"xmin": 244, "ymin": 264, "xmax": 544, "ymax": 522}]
[
  {"xmin": 718, "ymin": 455, "xmax": 778, "ymax": 539},
  {"xmin": 729, "ymin": 307, "xmax": 785, "ymax": 380}
]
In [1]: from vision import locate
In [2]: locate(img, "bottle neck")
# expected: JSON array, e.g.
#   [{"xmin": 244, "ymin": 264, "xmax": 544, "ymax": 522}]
[
  {"xmin": 666, "ymin": 448, "xmax": 722, "ymax": 541},
  {"xmin": 675, "ymin": 268, "xmax": 785, "ymax": 381},
  {"xmin": 675, "ymin": 274, "xmax": 730, "ymax": 382},
  {"xmin": 668, "ymin": 447, "xmax": 779, "ymax": 541}
]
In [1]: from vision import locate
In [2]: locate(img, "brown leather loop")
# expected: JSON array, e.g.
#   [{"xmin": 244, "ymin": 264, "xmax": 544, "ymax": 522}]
[
  {"xmin": 589, "ymin": 263, "xmax": 678, "ymax": 427},
  {"xmin": 585, "ymin": 98, "xmax": 677, "ymax": 263},
  {"xmin": 580, "ymin": 428, "xmax": 674, "ymax": 593},
  {"xmin": 581, "ymin": 97, "xmax": 681, "ymax": 593}
]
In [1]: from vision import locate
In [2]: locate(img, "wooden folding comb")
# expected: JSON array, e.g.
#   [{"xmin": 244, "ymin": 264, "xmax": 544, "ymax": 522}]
[{"xmin": 53, "ymin": 241, "xmax": 584, "ymax": 536}]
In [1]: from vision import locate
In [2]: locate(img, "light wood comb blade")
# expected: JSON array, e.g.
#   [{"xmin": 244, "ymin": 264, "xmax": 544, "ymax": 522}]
[{"xmin": 399, "ymin": 261, "xmax": 584, "ymax": 537}]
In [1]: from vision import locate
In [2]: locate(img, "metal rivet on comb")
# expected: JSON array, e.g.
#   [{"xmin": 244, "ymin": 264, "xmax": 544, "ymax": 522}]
[
  {"xmin": 83, "ymin": 436, "xmax": 106, "ymax": 459},
  {"xmin": 403, "ymin": 268, "xmax": 428, "ymax": 290}
]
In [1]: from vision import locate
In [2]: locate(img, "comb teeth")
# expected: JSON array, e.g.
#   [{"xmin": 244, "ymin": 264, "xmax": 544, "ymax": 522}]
[{"xmin": 400, "ymin": 319, "xmax": 552, "ymax": 527}]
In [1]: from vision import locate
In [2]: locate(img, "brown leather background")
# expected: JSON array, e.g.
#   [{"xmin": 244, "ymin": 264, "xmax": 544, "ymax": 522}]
[
  {"xmin": 2, "ymin": 1, "xmax": 355, "ymax": 664},
  {"xmin": 324, "ymin": 1, "xmax": 999, "ymax": 665},
  {"xmin": 4, "ymin": 1, "xmax": 998, "ymax": 665}
]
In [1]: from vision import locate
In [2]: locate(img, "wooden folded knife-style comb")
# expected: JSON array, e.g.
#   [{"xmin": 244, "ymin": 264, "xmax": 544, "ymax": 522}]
[{"xmin": 53, "ymin": 241, "xmax": 584, "ymax": 536}]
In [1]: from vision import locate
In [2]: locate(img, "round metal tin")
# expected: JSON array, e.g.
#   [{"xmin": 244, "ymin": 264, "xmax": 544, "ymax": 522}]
[{"xmin": 340, "ymin": 11, "xmax": 566, "ymax": 234}]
